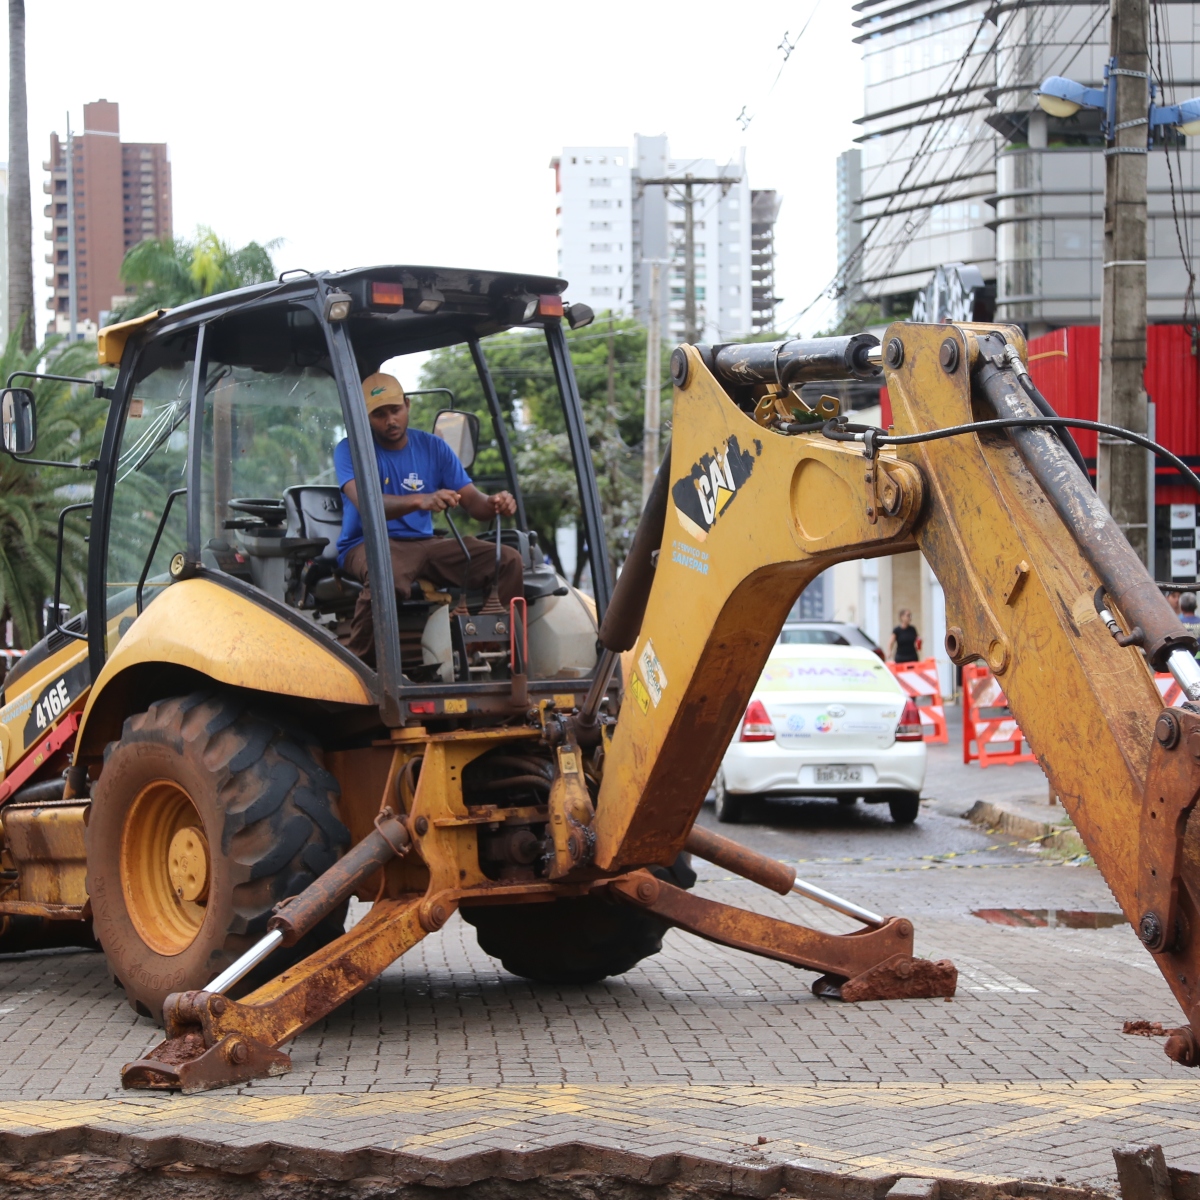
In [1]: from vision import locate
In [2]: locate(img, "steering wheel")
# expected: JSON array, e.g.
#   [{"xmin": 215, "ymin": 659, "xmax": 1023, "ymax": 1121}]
[{"xmin": 229, "ymin": 497, "xmax": 286, "ymax": 524}]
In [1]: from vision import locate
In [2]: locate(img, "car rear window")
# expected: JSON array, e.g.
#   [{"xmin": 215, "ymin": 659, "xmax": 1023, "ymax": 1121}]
[
  {"xmin": 778, "ymin": 629, "xmax": 849, "ymax": 645},
  {"xmin": 758, "ymin": 655, "xmax": 896, "ymax": 692}
]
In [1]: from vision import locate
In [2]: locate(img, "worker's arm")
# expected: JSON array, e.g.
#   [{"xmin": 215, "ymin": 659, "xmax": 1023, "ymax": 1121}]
[
  {"xmin": 341, "ymin": 479, "xmax": 462, "ymax": 518},
  {"xmin": 459, "ymin": 484, "xmax": 517, "ymax": 521}
]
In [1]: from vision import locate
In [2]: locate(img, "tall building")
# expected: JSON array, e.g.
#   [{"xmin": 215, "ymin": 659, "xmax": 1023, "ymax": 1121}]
[
  {"xmin": 835, "ymin": 151, "xmax": 862, "ymax": 324},
  {"xmin": 552, "ymin": 135, "xmax": 779, "ymax": 341},
  {"xmin": 840, "ymin": 1, "xmax": 1200, "ymax": 334},
  {"xmin": 44, "ymin": 99, "xmax": 172, "ymax": 335}
]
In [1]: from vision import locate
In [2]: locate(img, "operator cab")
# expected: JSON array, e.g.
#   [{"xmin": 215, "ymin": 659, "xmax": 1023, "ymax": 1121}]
[{"xmin": 100, "ymin": 266, "xmax": 608, "ymax": 705}]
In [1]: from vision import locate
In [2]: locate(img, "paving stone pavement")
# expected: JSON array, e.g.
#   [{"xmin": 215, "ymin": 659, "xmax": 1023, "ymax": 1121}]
[{"xmin": 0, "ymin": 840, "xmax": 1195, "ymax": 1194}]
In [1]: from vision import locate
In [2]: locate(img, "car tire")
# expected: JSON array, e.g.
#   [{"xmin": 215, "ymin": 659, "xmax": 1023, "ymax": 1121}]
[
  {"xmin": 86, "ymin": 690, "xmax": 351, "ymax": 1021},
  {"xmin": 887, "ymin": 791, "xmax": 921, "ymax": 825},
  {"xmin": 713, "ymin": 769, "xmax": 743, "ymax": 823},
  {"xmin": 461, "ymin": 854, "xmax": 698, "ymax": 984}
]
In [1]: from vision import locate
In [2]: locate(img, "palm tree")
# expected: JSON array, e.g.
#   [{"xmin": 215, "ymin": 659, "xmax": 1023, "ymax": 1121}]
[
  {"xmin": 7, "ymin": 0, "xmax": 34, "ymax": 352},
  {"xmin": 0, "ymin": 332, "xmax": 106, "ymax": 645},
  {"xmin": 116, "ymin": 228, "xmax": 281, "ymax": 319}
]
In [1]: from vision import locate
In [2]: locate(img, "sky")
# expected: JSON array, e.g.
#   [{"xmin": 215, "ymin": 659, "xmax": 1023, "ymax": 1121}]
[{"xmin": 12, "ymin": 0, "xmax": 863, "ymax": 345}]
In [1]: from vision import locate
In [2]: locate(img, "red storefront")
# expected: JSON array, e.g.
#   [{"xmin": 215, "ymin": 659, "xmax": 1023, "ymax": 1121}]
[
  {"xmin": 1024, "ymin": 326, "xmax": 1200, "ymax": 581},
  {"xmin": 884, "ymin": 326, "xmax": 1200, "ymax": 581}
]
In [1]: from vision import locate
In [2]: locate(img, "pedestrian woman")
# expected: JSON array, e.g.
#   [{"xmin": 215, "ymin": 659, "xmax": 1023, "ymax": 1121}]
[{"xmin": 888, "ymin": 608, "xmax": 921, "ymax": 663}]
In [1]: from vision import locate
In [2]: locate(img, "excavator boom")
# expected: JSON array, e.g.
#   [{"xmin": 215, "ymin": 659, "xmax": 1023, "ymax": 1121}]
[{"xmin": 594, "ymin": 321, "xmax": 1200, "ymax": 1067}]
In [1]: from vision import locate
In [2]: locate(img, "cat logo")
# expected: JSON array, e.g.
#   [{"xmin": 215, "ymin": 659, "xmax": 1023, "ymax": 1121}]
[{"xmin": 670, "ymin": 434, "xmax": 760, "ymax": 543}]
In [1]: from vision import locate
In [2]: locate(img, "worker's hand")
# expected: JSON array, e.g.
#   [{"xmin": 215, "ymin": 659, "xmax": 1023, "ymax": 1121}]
[
  {"xmin": 489, "ymin": 490, "xmax": 518, "ymax": 517},
  {"xmin": 419, "ymin": 489, "xmax": 461, "ymax": 512}
]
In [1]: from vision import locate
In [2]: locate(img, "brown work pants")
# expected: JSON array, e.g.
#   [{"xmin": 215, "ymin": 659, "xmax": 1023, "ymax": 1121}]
[{"xmin": 342, "ymin": 536, "xmax": 524, "ymax": 664}]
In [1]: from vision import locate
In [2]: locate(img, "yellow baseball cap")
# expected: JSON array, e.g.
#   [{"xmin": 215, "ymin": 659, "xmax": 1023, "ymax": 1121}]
[{"xmin": 362, "ymin": 372, "xmax": 406, "ymax": 413}]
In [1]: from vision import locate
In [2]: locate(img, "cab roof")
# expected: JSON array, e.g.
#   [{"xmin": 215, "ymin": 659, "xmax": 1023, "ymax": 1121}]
[{"xmin": 101, "ymin": 264, "xmax": 571, "ymax": 364}]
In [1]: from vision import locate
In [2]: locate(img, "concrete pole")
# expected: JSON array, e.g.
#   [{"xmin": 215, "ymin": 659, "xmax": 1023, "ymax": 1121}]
[
  {"xmin": 683, "ymin": 178, "xmax": 698, "ymax": 344},
  {"xmin": 66, "ymin": 114, "xmax": 76, "ymax": 342},
  {"xmin": 1096, "ymin": 0, "xmax": 1151, "ymax": 568},
  {"xmin": 642, "ymin": 260, "xmax": 663, "ymax": 505}
]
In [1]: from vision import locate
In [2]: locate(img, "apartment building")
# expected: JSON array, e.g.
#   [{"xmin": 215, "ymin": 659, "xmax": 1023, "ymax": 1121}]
[
  {"xmin": 552, "ymin": 135, "xmax": 780, "ymax": 341},
  {"xmin": 44, "ymin": 99, "xmax": 172, "ymax": 334}
]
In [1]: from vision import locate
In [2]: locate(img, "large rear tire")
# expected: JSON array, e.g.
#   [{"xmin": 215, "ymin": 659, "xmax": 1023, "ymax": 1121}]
[
  {"xmin": 460, "ymin": 855, "xmax": 698, "ymax": 984},
  {"xmin": 887, "ymin": 791, "xmax": 921, "ymax": 825},
  {"xmin": 86, "ymin": 690, "xmax": 351, "ymax": 1021}
]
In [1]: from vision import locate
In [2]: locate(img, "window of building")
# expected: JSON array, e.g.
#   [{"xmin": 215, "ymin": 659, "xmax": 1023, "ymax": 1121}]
[
  {"xmin": 590, "ymin": 243, "xmax": 612, "ymax": 253},
  {"xmin": 590, "ymin": 199, "xmax": 612, "ymax": 209},
  {"xmin": 592, "ymin": 287, "xmax": 613, "ymax": 296},
  {"xmin": 589, "ymin": 177, "xmax": 610, "ymax": 187},
  {"xmin": 590, "ymin": 221, "xmax": 612, "ymax": 231},
  {"xmin": 590, "ymin": 265, "xmax": 613, "ymax": 275}
]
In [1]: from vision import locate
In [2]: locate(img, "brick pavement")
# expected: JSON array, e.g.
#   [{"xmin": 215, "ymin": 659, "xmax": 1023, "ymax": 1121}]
[{"xmin": 0, "ymin": 851, "xmax": 1194, "ymax": 1193}]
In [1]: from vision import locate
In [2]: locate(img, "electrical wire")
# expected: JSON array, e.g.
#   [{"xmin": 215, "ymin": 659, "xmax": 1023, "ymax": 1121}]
[
  {"xmin": 1150, "ymin": 0, "xmax": 1199, "ymax": 340},
  {"xmin": 820, "ymin": 414, "xmax": 1200, "ymax": 497},
  {"xmin": 782, "ymin": 1, "xmax": 1109, "ymax": 333}
]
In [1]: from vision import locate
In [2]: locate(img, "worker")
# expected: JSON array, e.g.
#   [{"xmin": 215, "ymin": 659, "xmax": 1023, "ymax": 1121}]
[
  {"xmin": 888, "ymin": 608, "xmax": 921, "ymax": 664},
  {"xmin": 335, "ymin": 372, "xmax": 522, "ymax": 664},
  {"xmin": 1181, "ymin": 591, "xmax": 1200, "ymax": 626}
]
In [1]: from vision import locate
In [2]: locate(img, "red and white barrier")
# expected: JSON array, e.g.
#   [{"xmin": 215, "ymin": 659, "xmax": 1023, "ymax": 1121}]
[
  {"xmin": 887, "ymin": 658, "xmax": 949, "ymax": 744},
  {"xmin": 1156, "ymin": 673, "xmax": 1185, "ymax": 707},
  {"xmin": 962, "ymin": 663, "xmax": 1037, "ymax": 768}
]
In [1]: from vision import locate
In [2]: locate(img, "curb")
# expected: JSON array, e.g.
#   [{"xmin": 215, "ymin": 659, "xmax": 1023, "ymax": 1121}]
[
  {"xmin": 962, "ymin": 800, "xmax": 1086, "ymax": 855},
  {"xmin": 0, "ymin": 1135, "xmax": 1127, "ymax": 1200}
]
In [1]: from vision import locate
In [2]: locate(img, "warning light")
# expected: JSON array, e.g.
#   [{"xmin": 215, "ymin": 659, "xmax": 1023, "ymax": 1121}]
[
  {"xmin": 371, "ymin": 281, "xmax": 405, "ymax": 307},
  {"xmin": 408, "ymin": 701, "xmax": 435, "ymax": 714},
  {"xmin": 538, "ymin": 294, "xmax": 564, "ymax": 318}
]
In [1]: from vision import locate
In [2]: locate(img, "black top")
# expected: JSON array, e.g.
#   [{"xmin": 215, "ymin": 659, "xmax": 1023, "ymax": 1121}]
[{"xmin": 893, "ymin": 624, "xmax": 920, "ymax": 663}]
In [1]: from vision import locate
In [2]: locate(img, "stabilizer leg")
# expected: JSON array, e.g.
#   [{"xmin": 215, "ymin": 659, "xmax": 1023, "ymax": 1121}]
[
  {"xmin": 121, "ymin": 893, "xmax": 441, "ymax": 1091},
  {"xmin": 610, "ymin": 870, "xmax": 956, "ymax": 1001}
]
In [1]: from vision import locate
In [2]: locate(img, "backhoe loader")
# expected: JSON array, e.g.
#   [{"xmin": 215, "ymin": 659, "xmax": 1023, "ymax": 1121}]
[{"xmin": 0, "ymin": 266, "xmax": 1195, "ymax": 1090}]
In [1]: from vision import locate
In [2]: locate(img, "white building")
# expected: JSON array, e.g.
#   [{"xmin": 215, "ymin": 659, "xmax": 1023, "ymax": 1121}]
[
  {"xmin": 0, "ymin": 163, "xmax": 8, "ymax": 341},
  {"xmin": 552, "ymin": 135, "xmax": 779, "ymax": 341}
]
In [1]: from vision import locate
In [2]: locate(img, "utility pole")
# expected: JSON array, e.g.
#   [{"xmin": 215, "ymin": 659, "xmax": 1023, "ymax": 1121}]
[
  {"xmin": 636, "ymin": 172, "xmax": 740, "ymax": 344},
  {"xmin": 66, "ymin": 113, "xmax": 76, "ymax": 342},
  {"xmin": 1097, "ymin": 0, "xmax": 1151, "ymax": 568},
  {"xmin": 642, "ymin": 260, "xmax": 664, "ymax": 505}
]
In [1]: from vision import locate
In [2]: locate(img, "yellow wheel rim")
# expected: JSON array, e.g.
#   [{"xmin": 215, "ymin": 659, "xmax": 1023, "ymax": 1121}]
[{"xmin": 120, "ymin": 781, "xmax": 209, "ymax": 956}]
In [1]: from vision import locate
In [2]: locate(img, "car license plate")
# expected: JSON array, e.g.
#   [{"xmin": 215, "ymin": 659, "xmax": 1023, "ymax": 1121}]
[{"xmin": 815, "ymin": 765, "xmax": 863, "ymax": 783}]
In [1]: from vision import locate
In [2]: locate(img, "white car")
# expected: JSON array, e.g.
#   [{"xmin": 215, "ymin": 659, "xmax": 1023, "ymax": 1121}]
[{"xmin": 713, "ymin": 643, "xmax": 926, "ymax": 825}]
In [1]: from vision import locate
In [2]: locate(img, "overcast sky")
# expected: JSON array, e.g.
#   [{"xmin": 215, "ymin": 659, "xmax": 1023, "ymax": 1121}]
[{"xmin": 13, "ymin": 0, "xmax": 862, "ymax": 344}]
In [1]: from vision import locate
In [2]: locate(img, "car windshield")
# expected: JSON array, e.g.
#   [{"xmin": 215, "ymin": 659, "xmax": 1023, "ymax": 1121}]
[{"xmin": 778, "ymin": 628, "xmax": 849, "ymax": 646}]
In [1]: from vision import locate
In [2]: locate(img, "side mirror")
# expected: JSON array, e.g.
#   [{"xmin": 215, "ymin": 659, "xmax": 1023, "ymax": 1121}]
[
  {"xmin": 1, "ymin": 388, "xmax": 36, "ymax": 456},
  {"xmin": 432, "ymin": 409, "xmax": 480, "ymax": 470}
]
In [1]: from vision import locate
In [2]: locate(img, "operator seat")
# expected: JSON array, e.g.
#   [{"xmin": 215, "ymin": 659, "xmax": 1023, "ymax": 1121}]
[{"xmin": 283, "ymin": 485, "xmax": 361, "ymax": 611}]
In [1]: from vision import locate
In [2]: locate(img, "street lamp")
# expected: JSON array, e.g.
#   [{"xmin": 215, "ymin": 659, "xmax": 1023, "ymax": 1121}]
[{"xmin": 1037, "ymin": 60, "xmax": 1200, "ymax": 138}]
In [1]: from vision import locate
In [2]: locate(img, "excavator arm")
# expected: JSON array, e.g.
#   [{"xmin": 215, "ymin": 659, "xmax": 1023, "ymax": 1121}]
[{"xmin": 592, "ymin": 320, "xmax": 1200, "ymax": 1068}]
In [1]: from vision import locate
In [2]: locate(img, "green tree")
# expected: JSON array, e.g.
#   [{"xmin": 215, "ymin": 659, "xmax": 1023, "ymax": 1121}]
[
  {"xmin": 0, "ymin": 332, "xmax": 106, "ymax": 645},
  {"xmin": 115, "ymin": 228, "xmax": 281, "ymax": 319},
  {"xmin": 416, "ymin": 314, "xmax": 671, "ymax": 580}
]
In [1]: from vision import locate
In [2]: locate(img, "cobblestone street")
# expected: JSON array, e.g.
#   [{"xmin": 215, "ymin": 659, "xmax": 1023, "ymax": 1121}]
[{"xmin": 0, "ymin": 728, "xmax": 1195, "ymax": 1194}]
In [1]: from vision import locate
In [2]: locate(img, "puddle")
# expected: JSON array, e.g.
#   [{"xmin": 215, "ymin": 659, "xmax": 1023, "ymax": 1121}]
[{"xmin": 972, "ymin": 907, "xmax": 1125, "ymax": 929}]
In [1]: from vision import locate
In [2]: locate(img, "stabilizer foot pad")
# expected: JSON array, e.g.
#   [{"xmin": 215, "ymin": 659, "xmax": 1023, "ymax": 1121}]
[
  {"xmin": 813, "ymin": 954, "xmax": 958, "ymax": 1002},
  {"xmin": 121, "ymin": 1032, "xmax": 291, "ymax": 1092}
]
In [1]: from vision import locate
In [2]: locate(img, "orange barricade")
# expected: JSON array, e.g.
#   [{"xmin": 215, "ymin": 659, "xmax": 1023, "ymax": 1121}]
[
  {"xmin": 962, "ymin": 663, "xmax": 1037, "ymax": 767},
  {"xmin": 1155, "ymin": 673, "xmax": 1185, "ymax": 707},
  {"xmin": 887, "ymin": 658, "xmax": 949, "ymax": 744}
]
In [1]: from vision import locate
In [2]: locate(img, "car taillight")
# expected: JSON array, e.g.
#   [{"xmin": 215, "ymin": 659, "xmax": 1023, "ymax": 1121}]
[
  {"xmin": 873, "ymin": 647, "xmax": 885, "ymax": 661},
  {"xmin": 896, "ymin": 698, "xmax": 923, "ymax": 741},
  {"xmin": 740, "ymin": 699, "xmax": 775, "ymax": 742}
]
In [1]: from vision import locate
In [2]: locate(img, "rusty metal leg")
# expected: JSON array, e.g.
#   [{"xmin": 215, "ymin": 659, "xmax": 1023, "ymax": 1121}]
[
  {"xmin": 609, "ymin": 871, "xmax": 956, "ymax": 1001},
  {"xmin": 121, "ymin": 893, "xmax": 443, "ymax": 1091}
]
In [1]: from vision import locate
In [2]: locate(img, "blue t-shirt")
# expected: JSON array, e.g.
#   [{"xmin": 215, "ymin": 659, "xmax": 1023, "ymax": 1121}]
[{"xmin": 334, "ymin": 430, "xmax": 472, "ymax": 565}]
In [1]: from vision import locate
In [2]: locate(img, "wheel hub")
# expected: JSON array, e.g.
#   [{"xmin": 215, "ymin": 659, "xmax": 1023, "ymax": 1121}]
[{"xmin": 120, "ymin": 781, "xmax": 209, "ymax": 956}]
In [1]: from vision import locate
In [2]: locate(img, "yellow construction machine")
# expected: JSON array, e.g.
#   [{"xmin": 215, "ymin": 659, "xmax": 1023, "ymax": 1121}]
[{"xmin": 0, "ymin": 266, "xmax": 1194, "ymax": 1089}]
